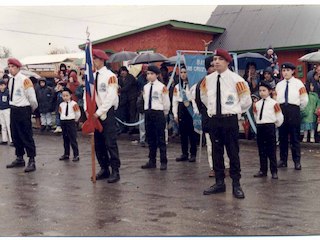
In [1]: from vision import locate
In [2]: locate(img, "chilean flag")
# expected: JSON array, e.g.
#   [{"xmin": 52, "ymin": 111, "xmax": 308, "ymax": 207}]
[{"xmin": 82, "ymin": 40, "xmax": 103, "ymax": 134}]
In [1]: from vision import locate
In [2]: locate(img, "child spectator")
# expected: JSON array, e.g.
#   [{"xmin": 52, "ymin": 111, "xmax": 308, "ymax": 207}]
[
  {"xmin": 35, "ymin": 78, "xmax": 55, "ymax": 132},
  {"xmin": 0, "ymin": 80, "xmax": 13, "ymax": 145},
  {"xmin": 301, "ymin": 83, "xmax": 319, "ymax": 143},
  {"xmin": 67, "ymin": 72, "xmax": 80, "ymax": 102},
  {"xmin": 58, "ymin": 87, "xmax": 81, "ymax": 162},
  {"xmin": 264, "ymin": 46, "xmax": 280, "ymax": 77},
  {"xmin": 53, "ymin": 81, "xmax": 65, "ymax": 133},
  {"xmin": 253, "ymin": 81, "xmax": 284, "ymax": 179}
]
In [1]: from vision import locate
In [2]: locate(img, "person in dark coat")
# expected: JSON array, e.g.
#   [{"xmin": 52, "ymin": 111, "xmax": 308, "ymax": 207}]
[
  {"xmin": 118, "ymin": 66, "xmax": 138, "ymax": 134},
  {"xmin": 35, "ymin": 78, "xmax": 55, "ymax": 132}
]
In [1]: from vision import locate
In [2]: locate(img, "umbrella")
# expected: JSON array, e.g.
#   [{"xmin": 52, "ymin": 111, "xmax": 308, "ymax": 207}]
[
  {"xmin": 20, "ymin": 68, "xmax": 41, "ymax": 79},
  {"xmin": 162, "ymin": 55, "xmax": 186, "ymax": 67},
  {"xmin": 299, "ymin": 51, "xmax": 320, "ymax": 63},
  {"xmin": 107, "ymin": 51, "xmax": 138, "ymax": 63},
  {"xmin": 129, "ymin": 52, "xmax": 168, "ymax": 65},
  {"xmin": 233, "ymin": 52, "xmax": 271, "ymax": 70}
]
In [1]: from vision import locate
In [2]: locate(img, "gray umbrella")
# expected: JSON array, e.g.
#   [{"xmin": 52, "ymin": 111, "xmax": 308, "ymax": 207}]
[
  {"xmin": 107, "ymin": 51, "xmax": 138, "ymax": 63},
  {"xmin": 20, "ymin": 68, "xmax": 41, "ymax": 79},
  {"xmin": 299, "ymin": 51, "xmax": 320, "ymax": 63},
  {"xmin": 162, "ymin": 55, "xmax": 186, "ymax": 66},
  {"xmin": 129, "ymin": 52, "xmax": 168, "ymax": 65}
]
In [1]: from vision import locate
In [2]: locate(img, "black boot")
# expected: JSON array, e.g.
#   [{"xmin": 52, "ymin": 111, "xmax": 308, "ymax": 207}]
[
  {"xmin": 176, "ymin": 155, "xmax": 188, "ymax": 162},
  {"xmin": 24, "ymin": 157, "xmax": 36, "ymax": 172},
  {"xmin": 107, "ymin": 169, "xmax": 120, "ymax": 183},
  {"xmin": 96, "ymin": 168, "xmax": 110, "ymax": 180},
  {"xmin": 232, "ymin": 181, "xmax": 245, "ymax": 199},
  {"xmin": 6, "ymin": 156, "xmax": 25, "ymax": 168},
  {"xmin": 277, "ymin": 160, "xmax": 287, "ymax": 168},
  {"xmin": 203, "ymin": 179, "xmax": 226, "ymax": 195},
  {"xmin": 294, "ymin": 162, "xmax": 301, "ymax": 170}
]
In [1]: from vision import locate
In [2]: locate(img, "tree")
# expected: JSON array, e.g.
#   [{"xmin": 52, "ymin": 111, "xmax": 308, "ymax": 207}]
[
  {"xmin": 48, "ymin": 46, "xmax": 76, "ymax": 55},
  {"xmin": 0, "ymin": 46, "xmax": 12, "ymax": 58}
]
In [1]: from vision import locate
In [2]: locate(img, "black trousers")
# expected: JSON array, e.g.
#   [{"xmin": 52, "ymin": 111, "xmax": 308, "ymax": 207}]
[
  {"xmin": 178, "ymin": 102, "xmax": 197, "ymax": 157},
  {"xmin": 61, "ymin": 120, "xmax": 79, "ymax": 157},
  {"xmin": 209, "ymin": 115, "xmax": 241, "ymax": 183},
  {"xmin": 94, "ymin": 108, "xmax": 121, "ymax": 170},
  {"xmin": 279, "ymin": 104, "xmax": 301, "ymax": 164},
  {"xmin": 145, "ymin": 110, "xmax": 167, "ymax": 164},
  {"xmin": 256, "ymin": 123, "xmax": 277, "ymax": 174},
  {"xmin": 10, "ymin": 106, "xmax": 36, "ymax": 158}
]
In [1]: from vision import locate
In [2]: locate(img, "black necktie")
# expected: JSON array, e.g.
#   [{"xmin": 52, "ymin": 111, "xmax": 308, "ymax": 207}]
[
  {"xmin": 148, "ymin": 83, "xmax": 153, "ymax": 110},
  {"xmin": 183, "ymin": 82, "xmax": 187, "ymax": 90},
  {"xmin": 10, "ymin": 78, "xmax": 15, "ymax": 101},
  {"xmin": 216, "ymin": 74, "xmax": 222, "ymax": 116},
  {"xmin": 284, "ymin": 80, "xmax": 289, "ymax": 105},
  {"xmin": 65, "ymin": 102, "xmax": 69, "ymax": 116},
  {"xmin": 95, "ymin": 72, "xmax": 100, "ymax": 96},
  {"xmin": 259, "ymin": 99, "xmax": 265, "ymax": 120}
]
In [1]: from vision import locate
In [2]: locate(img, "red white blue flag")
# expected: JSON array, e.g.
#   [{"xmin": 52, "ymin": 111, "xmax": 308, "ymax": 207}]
[{"xmin": 82, "ymin": 40, "xmax": 102, "ymax": 134}]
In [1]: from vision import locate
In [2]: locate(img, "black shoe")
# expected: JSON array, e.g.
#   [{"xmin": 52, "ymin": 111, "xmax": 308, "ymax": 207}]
[
  {"xmin": 203, "ymin": 182, "xmax": 226, "ymax": 195},
  {"xmin": 176, "ymin": 155, "xmax": 188, "ymax": 162},
  {"xmin": 253, "ymin": 171, "xmax": 267, "ymax": 178},
  {"xmin": 160, "ymin": 163, "xmax": 167, "ymax": 171},
  {"xmin": 141, "ymin": 162, "xmax": 156, "ymax": 169},
  {"xmin": 96, "ymin": 168, "xmax": 110, "ymax": 180},
  {"xmin": 232, "ymin": 185, "xmax": 245, "ymax": 199},
  {"xmin": 72, "ymin": 156, "xmax": 80, "ymax": 162},
  {"xmin": 294, "ymin": 162, "xmax": 301, "ymax": 170},
  {"xmin": 9, "ymin": 142, "xmax": 14, "ymax": 147},
  {"xmin": 59, "ymin": 155, "xmax": 69, "ymax": 161},
  {"xmin": 271, "ymin": 172, "xmax": 278, "ymax": 179},
  {"xmin": 6, "ymin": 157, "xmax": 25, "ymax": 168},
  {"xmin": 0, "ymin": 141, "xmax": 8, "ymax": 145},
  {"xmin": 46, "ymin": 125, "xmax": 52, "ymax": 132},
  {"xmin": 277, "ymin": 161, "xmax": 287, "ymax": 168},
  {"xmin": 107, "ymin": 169, "xmax": 120, "ymax": 183},
  {"xmin": 24, "ymin": 158, "xmax": 36, "ymax": 172},
  {"xmin": 40, "ymin": 125, "xmax": 46, "ymax": 132},
  {"xmin": 189, "ymin": 156, "xmax": 196, "ymax": 162}
]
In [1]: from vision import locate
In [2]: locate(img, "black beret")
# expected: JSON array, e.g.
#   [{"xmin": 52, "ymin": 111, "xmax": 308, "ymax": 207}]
[
  {"xmin": 251, "ymin": 91, "xmax": 260, "ymax": 100},
  {"xmin": 259, "ymin": 80, "xmax": 273, "ymax": 90},
  {"xmin": 205, "ymin": 55, "xmax": 214, "ymax": 70},
  {"xmin": 62, "ymin": 87, "xmax": 72, "ymax": 94},
  {"xmin": 0, "ymin": 80, "xmax": 6, "ymax": 85},
  {"xmin": 263, "ymin": 66, "xmax": 273, "ymax": 75},
  {"xmin": 281, "ymin": 62, "xmax": 295, "ymax": 70},
  {"xmin": 147, "ymin": 65, "xmax": 161, "ymax": 74}
]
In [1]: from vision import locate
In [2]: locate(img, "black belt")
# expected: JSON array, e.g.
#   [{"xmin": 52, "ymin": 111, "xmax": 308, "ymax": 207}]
[
  {"xmin": 10, "ymin": 105, "xmax": 31, "ymax": 109},
  {"xmin": 212, "ymin": 114, "xmax": 236, "ymax": 118}
]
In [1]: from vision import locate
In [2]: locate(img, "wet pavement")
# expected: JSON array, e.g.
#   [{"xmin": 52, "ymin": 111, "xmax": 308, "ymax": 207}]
[{"xmin": 0, "ymin": 131, "xmax": 320, "ymax": 237}]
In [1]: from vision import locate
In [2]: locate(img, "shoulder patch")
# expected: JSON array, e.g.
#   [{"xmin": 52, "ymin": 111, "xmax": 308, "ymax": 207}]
[
  {"xmin": 173, "ymin": 86, "xmax": 178, "ymax": 96},
  {"xmin": 58, "ymin": 106, "xmax": 62, "ymax": 114},
  {"xmin": 299, "ymin": 87, "xmax": 307, "ymax": 95},
  {"xmin": 200, "ymin": 78, "xmax": 207, "ymax": 93},
  {"xmin": 236, "ymin": 82, "xmax": 249, "ymax": 96},
  {"xmin": 274, "ymin": 103, "xmax": 281, "ymax": 113},
  {"xmin": 73, "ymin": 103, "xmax": 80, "ymax": 112},
  {"xmin": 23, "ymin": 79, "xmax": 33, "ymax": 89},
  {"xmin": 108, "ymin": 76, "xmax": 117, "ymax": 85},
  {"xmin": 253, "ymin": 102, "xmax": 257, "ymax": 113},
  {"xmin": 162, "ymin": 86, "xmax": 168, "ymax": 94}
]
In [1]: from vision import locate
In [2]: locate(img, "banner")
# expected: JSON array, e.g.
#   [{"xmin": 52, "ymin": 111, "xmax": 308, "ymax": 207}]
[{"xmin": 184, "ymin": 54, "xmax": 207, "ymax": 87}]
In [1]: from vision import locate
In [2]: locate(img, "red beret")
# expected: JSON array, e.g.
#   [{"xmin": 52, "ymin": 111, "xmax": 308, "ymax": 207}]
[
  {"xmin": 214, "ymin": 48, "xmax": 232, "ymax": 63},
  {"xmin": 92, "ymin": 49, "xmax": 109, "ymax": 61},
  {"xmin": 7, "ymin": 58, "xmax": 22, "ymax": 68}
]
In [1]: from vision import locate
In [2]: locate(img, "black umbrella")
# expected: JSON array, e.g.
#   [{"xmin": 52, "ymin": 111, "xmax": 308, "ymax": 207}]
[
  {"xmin": 129, "ymin": 52, "xmax": 168, "ymax": 65},
  {"xmin": 232, "ymin": 52, "xmax": 271, "ymax": 70},
  {"xmin": 161, "ymin": 55, "xmax": 186, "ymax": 67},
  {"xmin": 107, "ymin": 51, "xmax": 138, "ymax": 63}
]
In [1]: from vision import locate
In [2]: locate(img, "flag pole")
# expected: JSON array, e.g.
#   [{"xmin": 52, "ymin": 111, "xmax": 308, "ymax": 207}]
[{"xmin": 86, "ymin": 27, "xmax": 96, "ymax": 184}]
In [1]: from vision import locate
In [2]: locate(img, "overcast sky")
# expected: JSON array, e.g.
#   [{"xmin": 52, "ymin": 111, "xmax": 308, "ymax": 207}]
[{"xmin": 0, "ymin": 5, "xmax": 216, "ymax": 59}]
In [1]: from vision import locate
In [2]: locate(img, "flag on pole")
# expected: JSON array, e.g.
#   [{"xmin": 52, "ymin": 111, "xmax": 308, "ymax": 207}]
[{"xmin": 82, "ymin": 39, "xmax": 103, "ymax": 134}]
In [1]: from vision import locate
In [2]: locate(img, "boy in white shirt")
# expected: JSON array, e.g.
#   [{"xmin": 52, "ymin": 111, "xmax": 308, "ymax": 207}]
[{"xmin": 58, "ymin": 87, "xmax": 81, "ymax": 162}]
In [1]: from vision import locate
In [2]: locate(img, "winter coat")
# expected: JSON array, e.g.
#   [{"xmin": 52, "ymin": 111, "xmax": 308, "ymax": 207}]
[
  {"xmin": 35, "ymin": 81, "xmax": 55, "ymax": 113},
  {"xmin": 301, "ymin": 92, "xmax": 319, "ymax": 124},
  {"xmin": 75, "ymin": 85, "xmax": 84, "ymax": 107}
]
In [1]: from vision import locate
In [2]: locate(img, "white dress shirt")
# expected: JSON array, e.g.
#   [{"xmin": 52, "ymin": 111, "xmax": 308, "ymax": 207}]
[
  {"xmin": 254, "ymin": 96, "xmax": 284, "ymax": 127},
  {"xmin": 275, "ymin": 77, "xmax": 308, "ymax": 110},
  {"xmin": 84, "ymin": 66, "xmax": 119, "ymax": 121},
  {"xmin": 204, "ymin": 69, "xmax": 252, "ymax": 117},
  {"xmin": 59, "ymin": 100, "xmax": 81, "ymax": 121},
  {"xmin": 143, "ymin": 79, "xmax": 170, "ymax": 115},
  {"xmin": 8, "ymin": 71, "xmax": 38, "ymax": 111}
]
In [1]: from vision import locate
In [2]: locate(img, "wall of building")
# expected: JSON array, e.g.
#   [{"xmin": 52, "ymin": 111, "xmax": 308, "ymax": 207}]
[{"xmin": 93, "ymin": 26, "xmax": 214, "ymax": 57}]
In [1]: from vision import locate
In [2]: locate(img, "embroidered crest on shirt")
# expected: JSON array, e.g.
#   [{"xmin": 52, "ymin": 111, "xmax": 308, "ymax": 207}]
[
  {"xmin": 226, "ymin": 95, "xmax": 235, "ymax": 105},
  {"xmin": 99, "ymin": 83, "xmax": 107, "ymax": 92}
]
